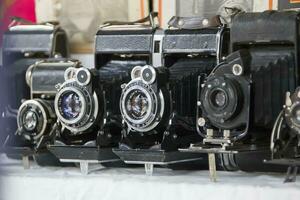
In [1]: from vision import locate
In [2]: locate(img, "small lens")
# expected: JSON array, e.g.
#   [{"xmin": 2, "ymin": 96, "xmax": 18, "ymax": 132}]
[
  {"xmin": 77, "ymin": 70, "xmax": 88, "ymax": 84},
  {"xmin": 22, "ymin": 110, "xmax": 38, "ymax": 131},
  {"xmin": 211, "ymin": 89, "xmax": 227, "ymax": 108},
  {"xmin": 126, "ymin": 90, "xmax": 149, "ymax": 120},
  {"xmin": 292, "ymin": 105, "xmax": 300, "ymax": 125},
  {"xmin": 60, "ymin": 91, "xmax": 82, "ymax": 120}
]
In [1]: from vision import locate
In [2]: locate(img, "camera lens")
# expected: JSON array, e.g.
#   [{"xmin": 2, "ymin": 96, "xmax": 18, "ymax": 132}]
[
  {"xmin": 18, "ymin": 99, "xmax": 55, "ymax": 141},
  {"xmin": 60, "ymin": 91, "xmax": 82, "ymax": 120},
  {"xmin": 22, "ymin": 110, "xmax": 38, "ymax": 131},
  {"xmin": 211, "ymin": 89, "xmax": 227, "ymax": 108},
  {"xmin": 126, "ymin": 89, "xmax": 149, "ymax": 120},
  {"xmin": 291, "ymin": 104, "xmax": 300, "ymax": 126}
]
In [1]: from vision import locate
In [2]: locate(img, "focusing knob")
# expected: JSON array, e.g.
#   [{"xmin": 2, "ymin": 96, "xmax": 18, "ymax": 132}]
[
  {"xmin": 131, "ymin": 66, "xmax": 143, "ymax": 80},
  {"xmin": 76, "ymin": 68, "xmax": 91, "ymax": 86},
  {"xmin": 64, "ymin": 67, "xmax": 77, "ymax": 81},
  {"xmin": 141, "ymin": 65, "xmax": 156, "ymax": 84}
]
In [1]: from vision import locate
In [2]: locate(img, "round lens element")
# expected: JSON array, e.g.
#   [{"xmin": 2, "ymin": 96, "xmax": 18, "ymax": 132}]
[
  {"xmin": 22, "ymin": 110, "xmax": 38, "ymax": 131},
  {"xmin": 60, "ymin": 91, "xmax": 82, "ymax": 120},
  {"xmin": 291, "ymin": 104, "xmax": 300, "ymax": 126},
  {"xmin": 76, "ymin": 68, "xmax": 91, "ymax": 86},
  {"xmin": 141, "ymin": 66, "xmax": 156, "ymax": 84},
  {"xmin": 211, "ymin": 89, "xmax": 227, "ymax": 108},
  {"xmin": 142, "ymin": 68, "xmax": 153, "ymax": 82},
  {"xmin": 126, "ymin": 90, "xmax": 149, "ymax": 120}
]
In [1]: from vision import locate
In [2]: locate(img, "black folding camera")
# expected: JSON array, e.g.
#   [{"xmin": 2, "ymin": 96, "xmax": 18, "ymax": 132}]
[
  {"xmin": 3, "ymin": 59, "xmax": 75, "ymax": 166},
  {"xmin": 115, "ymin": 16, "xmax": 229, "ymax": 168},
  {"xmin": 269, "ymin": 87, "xmax": 300, "ymax": 182},
  {"xmin": 196, "ymin": 11, "xmax": 300, "ymax": 171},
  {"xmin": 0, "ymin": 23, "xmax": 68, "ymax": 149},
  {"xmin": 47, "ymin": 14, "xmax": 158, "ymax": 172}
]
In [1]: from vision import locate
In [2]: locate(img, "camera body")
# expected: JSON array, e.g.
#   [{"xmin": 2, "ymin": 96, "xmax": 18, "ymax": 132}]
[
  {"xmin": 54, "ymin": 66, "xmax": 105, "ymax": 146},
  {"xmin": 2, "ymin": 24, "xmax": 69, "ymax": 109},
  {"xmin": 0, "ymin": 24, "xmax": 69, "ymax": 148},
  {"xmin": 199, "ymin": 11, "xmax": 300, "ymax": 149},
  {"xmin": 96, "ymin": 23, "xmax": 159, "ymax": 149},
  {"xmin": 7, "ymin": 59, "xmax": 76, "ymax": 150},
  {"xmin": 271, "ymin": 87, "xmax": 300, "ymax": 160},
  {"xmin": 119, "ymin": 17, "xmax": 229, "ymax": 152}
]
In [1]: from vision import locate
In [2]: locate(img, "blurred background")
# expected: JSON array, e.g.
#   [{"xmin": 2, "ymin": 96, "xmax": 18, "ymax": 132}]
[{"xmin": 0, "ymin": 0, "xmax": 299, "ymax": 64}]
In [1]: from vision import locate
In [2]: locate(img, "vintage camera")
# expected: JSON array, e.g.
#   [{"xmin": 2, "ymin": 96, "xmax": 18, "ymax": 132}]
[
  {"xmin": 115, "ymin": 16, "xmax": 229, "ymax": 170},
  {"xmin": 197, "ymin": 11, "xmax": 300, "ymax": 171},
  {"xmin": 164, "ymin": 15, "xmax": 229, "ymax": 150},
  {"xmin": 271, "ymin": 87, "xmax": 300, "ymax": 160},
  {"xmin": 94, "ymin": 14, "xmax": 159, "ymax": 146},
  {"xmin": 269, "ymin": 87, "xmax": 300, "ymax": 182},
  {"xmin": 3, "ymin": 59, "xmax": 75, "ymax": 166},
  {"xmin": 199, "ymin": 11, "xmax": 300, "ymax": 146},
  {"xmin": 18, "ymin": 60, "xmax": 78, "ymax": 146},
  {"xmin": 0, "ymin": 23, "xmax": 69, "ymax": 148},
  {"xmin": 119, "ymin": 65, "xmax": 171, "ymax": 149},
  {"xmin": 54, "ymin": 66, "xmax": 106, "ymax": 145},
  {"xmin": 47, "ymin": 15, "xmax": 157, "ymax": 171}
]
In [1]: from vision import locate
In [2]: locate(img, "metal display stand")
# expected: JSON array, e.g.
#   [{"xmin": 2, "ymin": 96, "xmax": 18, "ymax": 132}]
[
  {"xmin": 265, "ymin": 158, "xmax": 300, "ymax": 183},
  {"xmin": 180, "ymin": 144, "xmax": 237, "ymax": 182},
  {"xmin": 3, "ymin": 146, "xmax": 36, "ymax": 169},
  {"xmin": 112, "ymin": 148, "xmax": 204, "ymax": 175},
  {"xmin": 180, "ymin": 143, "xmax": 270, "ymax": 182},
  {"xmin": 48, "ymin": 145, "xmax": 120, "ymax": 175}
]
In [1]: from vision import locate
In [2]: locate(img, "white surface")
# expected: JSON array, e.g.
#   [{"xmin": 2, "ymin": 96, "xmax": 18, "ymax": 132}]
[{"xmin": 0, "ymin": 154, "xmax": 299, "ymax": 200}]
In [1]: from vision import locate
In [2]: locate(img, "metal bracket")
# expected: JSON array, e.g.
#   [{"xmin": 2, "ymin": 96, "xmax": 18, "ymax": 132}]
[
  {"xmin": 144, "ymin": 163, "xmax": 154, "ymax": 176},
  {"xmin": 60, "ymin": 159, "xmax": 109, "ymax": 175},
  {"xmin": 284, "ymin": 166, "xmax": 298, "ymax": 183},
  {"xmin": 22, "ymin": 155, "xmax": 30, "ymax": 169},
  {"xmin": 208, "ymin": 153, "xmax": 217, "ymax": 182},
  {"xmin": 80, "ymin": 161, "xmax": 89, "ymax": 175}
]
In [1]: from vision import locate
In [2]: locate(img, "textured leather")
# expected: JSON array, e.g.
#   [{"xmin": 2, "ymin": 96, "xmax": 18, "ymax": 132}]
[
  {"xmin": 168, "ymin": 15, "xmax": 222, "ymax": 29},
  {"xmin": 102, "ymin": 12, "xmax": 158, "ymax": 27}
]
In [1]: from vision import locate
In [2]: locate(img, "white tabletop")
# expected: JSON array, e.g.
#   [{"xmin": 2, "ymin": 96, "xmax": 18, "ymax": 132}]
[{"xmin": 0, "ymin": 154, "xmax": 299, "ymax": 200}]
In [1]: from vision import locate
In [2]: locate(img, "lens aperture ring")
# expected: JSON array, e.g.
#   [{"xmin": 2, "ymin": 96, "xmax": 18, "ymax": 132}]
[
  {"xmin": 201, "ymin": 75, "xmax": 241, "ymax": 125},
  {"xmin": 120, "ymin": 80, "xmax": 165, "ymax": 132},
  {"xmin": 55, "ymin": 81, "xmax": 99, "ymax": 133},
  {"xmin": 17, "ymin": 99, "xmax": 54, "ymax": 142}
]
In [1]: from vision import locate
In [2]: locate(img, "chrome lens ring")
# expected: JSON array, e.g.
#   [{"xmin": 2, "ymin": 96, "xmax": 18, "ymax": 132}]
[
  {"xmin": 285, "ymin": 101, "xmax": 300, "ymax": 133},
  {"xmin": 120, "ymin": 80, "xmax": 165, "ymax": 132},
  {"xmin": 55, "ymin": 81, "xmax": 99, "ymax": 133},
  {"xmin": 201, "ymin": 76, "xmax": 240, "ymax": 124},
  {"xmin": 55, "ymin": 86, "xmax": 87, "ymax": 125},
  {"xmin": 131, "ymin": 66, "xmax": 143, "ymax": 80},
  {"xmin": 75, "ymin": 67, "xmax": 91, "ymax": 86},
  {"xmin": 141, "ymin": 65, "xmax": 156, "ymax": 84},
  {"xmin": 17, "ymin": 99, "xmax": 50, "ymax": 141},
  {"xmin": 64, "ymin": 67, "xmax": 77, "ymax": 81}
]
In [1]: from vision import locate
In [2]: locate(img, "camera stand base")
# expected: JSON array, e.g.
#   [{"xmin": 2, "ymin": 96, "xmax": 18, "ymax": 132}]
[
  {"xmin": 48, "ymin": 145, "xmax": 120, "ymax": 175},
  {"xmin": 285, "ymin": 166, "xmax": 298, "ymax": 183},
  {"xmin": 179, "ymin": 143, "xmax": 244, "ymax": 182},
  {"xmin": 22, "ymin": 155, "xmax": 30, "ymax": 169},
  {"xmin": 112, "ymin": 148, "xmax": 204, "ymax": 175},
  {"xmin": 208, "ymin": 153, "xmax": 217, "ymax": 182},
  {"xmin": 265, "ymin": 158, "xmax": 300, "ymax": 183},
  {"xmin": 144, "ymin": 163, "xmax": 154, "ymax": 175},
  {"xmin": 4, "ymin": 146, "xmax": 34, "ymax": 169}
]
